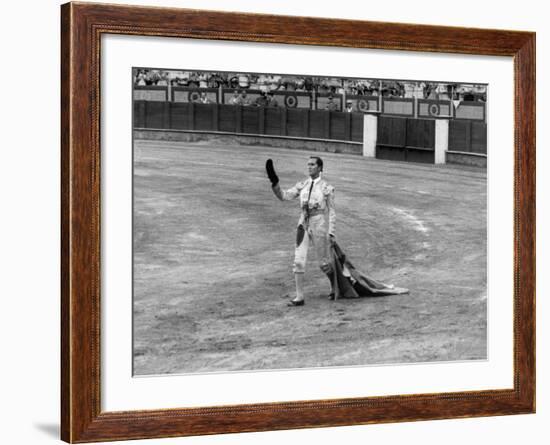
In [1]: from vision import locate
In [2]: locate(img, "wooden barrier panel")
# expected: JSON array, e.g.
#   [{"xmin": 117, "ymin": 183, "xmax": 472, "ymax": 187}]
[
  {"xmin": 293, "ymin": 94, "xmax": 312, "ymax": 109},
  {"xmin": 346, "ymin": 95, "xmax": 379, "ymax": 113},
  {"xmin": 279, "ymin": 91, "xmax": 312, "ymax": 109},
  {"xmin": 329, "ymin": 111, "xmax": 347, "ymax": 140},
  {"xmin": 406, "ymin": 118, "xmax": 435, "ymax": 149},
  {"xmin": 377, "ymin": 116, "xmax": 435, "ymax": 163},
  {"xmin": 377, "ymin": 116, "xmax": 407, "ymax": 147},
  {"xmin": 223, "ymin": 89, "xmax": 261, "ymax": 106},
  {"xmin": 134, "ymin": 86, "xmax": 168, "ymax": 101},
  {"xmin": 448, "ymin": 120, "xmax": 471, "ymax": 152},
  {"xmin": 144, "ymin": 101, "xmax": 167, "ymax": 129},
  {"xmin": 316, "ymin": 94, "xmax": 342, "ymax": 111},
  {"xmin": 286, "ymin": 109, "xmax": 307, "ymax": 137},
  {"xmin": 382, "ymin": 98, "xmax": 414, "ymax": 117},
  {"xmin": 172, "ymin": 87, "xmax": 219, "ymax": 103},
  {"xmin": 406, "ymin": 118, "xmax": 435, "ymax": 163},
  {"xmin": 308, "ymin": 110, "xmax": 326, "ymax": 139},
  {"xmin": 218, "ymin": 104, "xmax": 237, "ymax": 133},
  {"xmin": 351, "ymin": 113, "xmax": 363, "ymax": 142},
  {"xmin": 169, "ymin": 102, "xmax": 191, "ymax": 130},
  {"xmin": 417, "ymin": 99, "xmax": 453, "ymax": 118},
  {"xmin": 194, "ymin": 103, "xmax": 214, "ymax": 131},
  {"xmin": 264, "ymin": 108, "xmax": 282, "ymax": 135},
  {"xmin": 242, "ymin": 107, "xmax": 260, "ymax": 134},
  {"xmin": 134, "ymin": 101, "xmax": 145, "ymax": 128},
  {"xmin": 471, "ymin": 122, "xmax": 487, "ymax": 154},
  {"xmin": 221, "ymin": 89, "xmax": 312, "ymax": 108},
  {"xmin": 454, "ymin": 102, "xmax": 486, "ymax": 121},
  {"xmin": 449, "ymin": 120, "xmax": 487, "ymax": 154},
  {"xmin": 376, "ymin": 117, "xmax": 407, "ymax": 161}
]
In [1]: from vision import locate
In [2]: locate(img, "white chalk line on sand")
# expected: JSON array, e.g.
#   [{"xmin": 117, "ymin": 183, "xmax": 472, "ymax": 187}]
[{"xmin": 391, "ymin": 207, "xmax": 430, "ymax": 234}]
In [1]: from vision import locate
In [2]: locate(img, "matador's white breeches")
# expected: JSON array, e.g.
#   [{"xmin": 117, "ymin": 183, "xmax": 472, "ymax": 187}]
[{"xmin": 293, "ymin": 215, "xmax": 330, "ymax": 274}]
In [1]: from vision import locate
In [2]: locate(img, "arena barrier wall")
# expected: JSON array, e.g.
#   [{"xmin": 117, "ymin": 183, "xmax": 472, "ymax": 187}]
[
  {"xmin": 134, "ymin": 100, "xmax": 366, "ymax": 142},
  {"xmin": 134, "ymin": 100, "xmax": 487, "ymax": 167}
]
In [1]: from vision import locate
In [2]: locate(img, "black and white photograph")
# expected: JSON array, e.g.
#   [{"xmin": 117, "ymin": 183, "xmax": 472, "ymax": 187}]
[
  {"xmin": 3, "ymin": 0, "xmax": 546, "ymax": 444},
  {"xmin": 132, "ymin": 68, "xmax": 488, "ymax": 376}
]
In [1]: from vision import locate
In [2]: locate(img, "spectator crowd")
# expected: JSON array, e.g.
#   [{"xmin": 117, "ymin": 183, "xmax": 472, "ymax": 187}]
[{"xmin": 134, "ymin": 69, "xmax": 487, "ymax": 103}]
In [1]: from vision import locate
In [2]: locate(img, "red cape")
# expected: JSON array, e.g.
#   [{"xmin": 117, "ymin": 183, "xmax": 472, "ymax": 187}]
[{"xmin": 330, "ymin": 242, "xmax": 409, "ymax": 299}]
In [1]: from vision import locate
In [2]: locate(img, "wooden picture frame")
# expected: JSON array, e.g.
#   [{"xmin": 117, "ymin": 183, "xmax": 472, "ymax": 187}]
[{"xmin": 61, "ymin": 2, "xmax": 535, "ymax": 442}]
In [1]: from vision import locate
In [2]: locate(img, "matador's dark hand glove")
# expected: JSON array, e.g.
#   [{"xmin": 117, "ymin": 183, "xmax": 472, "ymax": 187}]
[{"xmin": 265, "ymin": 159, "xmax": 279, "ymax": 187}]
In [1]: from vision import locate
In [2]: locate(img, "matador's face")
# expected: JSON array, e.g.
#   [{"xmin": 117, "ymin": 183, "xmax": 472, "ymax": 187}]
[{"xmin": 307, "ymin": 159, "xmax": 321, "ymax": 178}]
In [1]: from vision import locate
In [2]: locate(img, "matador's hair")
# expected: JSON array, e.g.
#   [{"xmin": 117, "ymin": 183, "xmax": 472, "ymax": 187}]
[{"xmin": 309, "ymin": 156, "xmax": 323, "ymax": 171}]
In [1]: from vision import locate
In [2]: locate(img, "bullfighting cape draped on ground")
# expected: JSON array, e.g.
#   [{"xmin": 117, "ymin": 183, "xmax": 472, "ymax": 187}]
[{"xmin": 330, "ymin": 241, "xmax": 409, "ymax": 299}]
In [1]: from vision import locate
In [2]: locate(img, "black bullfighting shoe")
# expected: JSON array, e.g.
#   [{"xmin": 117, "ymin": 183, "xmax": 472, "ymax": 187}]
[{"xmin": 287, "ymin": 299, "xmax": 305, "ymax": 307}]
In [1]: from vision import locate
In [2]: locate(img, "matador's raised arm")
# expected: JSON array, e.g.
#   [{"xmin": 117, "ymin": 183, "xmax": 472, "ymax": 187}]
[
  {"xmin": 272, "ymin": 182, "xmax": 303, "ymax": 201},
  {"xmin": 266, "ymin": 159, "xmax": 302, "ymax": 201}
]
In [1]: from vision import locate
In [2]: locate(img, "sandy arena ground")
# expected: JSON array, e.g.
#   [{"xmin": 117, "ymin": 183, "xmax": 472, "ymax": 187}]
[{"xmin": 133, "ymin": 138, "xmax": 487, "ymax": 375}]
